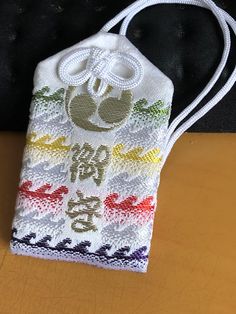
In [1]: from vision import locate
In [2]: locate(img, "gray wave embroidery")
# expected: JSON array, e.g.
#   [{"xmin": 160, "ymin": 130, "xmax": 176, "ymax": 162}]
[
  {"xmin": 115, "ymin": 122, "xmax": 167, "ymax": 148},
  {"xmin": 29, "ymin": 114, "xmax": 73, "ymax": 137},
  {"xmin": 21, "ymin": 159, "xmax": 68, "ymax": 183},
  {"xmin": 108, "ymin": 172, "xmax": 156, "ymax": 195},
  {"xmin": 14, "ymin": 211, "xmax": 65, "ymax": 238},
  {"xmin": 101, "ymin": 223, "xmax": 140, "ymax": 247}
]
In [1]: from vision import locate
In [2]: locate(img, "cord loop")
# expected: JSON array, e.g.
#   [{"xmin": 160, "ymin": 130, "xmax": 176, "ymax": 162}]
[{"xmin": 58, "ymin": 47, "xmax": 144, "ymax": 97}]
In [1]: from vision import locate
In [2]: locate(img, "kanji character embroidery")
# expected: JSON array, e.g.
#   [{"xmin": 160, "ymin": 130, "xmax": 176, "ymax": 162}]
[
  {"xmin": 70, "ymin": 142, "xmax": 110, "ymax": 186},
  {"xmin": 65, "ymin": 191, "xmax": 101, "ymax": 233}
]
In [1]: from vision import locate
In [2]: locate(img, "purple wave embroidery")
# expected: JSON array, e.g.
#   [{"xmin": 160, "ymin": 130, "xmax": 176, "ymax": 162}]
[{"xmin": 11, "ymin": 228, "xmax": 148, "ymax": 263}]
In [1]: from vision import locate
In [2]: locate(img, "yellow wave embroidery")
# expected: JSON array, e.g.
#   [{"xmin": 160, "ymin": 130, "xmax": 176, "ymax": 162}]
[
  {"xmin": 26, "ymin": 132, "xmax": 71, "ymax": 152},
  {"xmin": 112, "ymin": 143, "xmax": 162, "ymax": 163}
]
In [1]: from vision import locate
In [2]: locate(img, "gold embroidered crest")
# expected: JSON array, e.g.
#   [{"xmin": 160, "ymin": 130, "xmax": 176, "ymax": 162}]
[{"xmin": 65, "ymin": 85, "xmax": 133, "ymax": 132}]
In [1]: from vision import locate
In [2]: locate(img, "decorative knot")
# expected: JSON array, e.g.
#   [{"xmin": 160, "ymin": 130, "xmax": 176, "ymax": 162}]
[{"xmin": 58, "ymin": 47, "xmax": 143, "ymax": 97}]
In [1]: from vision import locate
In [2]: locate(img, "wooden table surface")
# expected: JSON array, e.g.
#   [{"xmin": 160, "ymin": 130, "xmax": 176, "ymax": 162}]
[{"xmin": 0, "ymin": 132, "xmax": 235, "ymax": 314}]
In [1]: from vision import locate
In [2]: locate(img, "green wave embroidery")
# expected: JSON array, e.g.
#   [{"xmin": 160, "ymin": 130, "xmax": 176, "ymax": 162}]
[
  {"xmin": 32, "ymin": 86, "xmax": 65, "ymax": 103},
  {"xmin": 133, "ymin": 98, "xmax": 170, "ymax": 120}
]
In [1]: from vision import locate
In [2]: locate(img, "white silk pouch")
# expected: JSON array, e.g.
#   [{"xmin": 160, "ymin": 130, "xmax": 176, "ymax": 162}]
[{"xmin": 10, "ymin": 0, "xmax": 236, "ymax": 272}]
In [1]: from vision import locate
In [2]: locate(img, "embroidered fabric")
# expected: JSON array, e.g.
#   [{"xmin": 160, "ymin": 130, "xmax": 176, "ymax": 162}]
[{"xmin": 10, "ymin": 0, "xmax": 236, "ymax": 273}]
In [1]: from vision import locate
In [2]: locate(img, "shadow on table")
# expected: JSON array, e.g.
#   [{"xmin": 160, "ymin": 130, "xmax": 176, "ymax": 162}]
[{"xmin": 0, "ymin": 133, "xmax": 25, "ymax": 245}]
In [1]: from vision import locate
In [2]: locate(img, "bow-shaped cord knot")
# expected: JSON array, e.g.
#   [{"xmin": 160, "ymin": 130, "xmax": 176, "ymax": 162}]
[{"xmin": 58, "ymin": 47, "xmax": 143, "ymax": 97}]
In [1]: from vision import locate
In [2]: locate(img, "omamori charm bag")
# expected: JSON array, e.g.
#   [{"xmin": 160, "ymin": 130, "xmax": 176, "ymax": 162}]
[{"xmin": 10, "ymin": 0, "xmax": 236, "ymax": 272}]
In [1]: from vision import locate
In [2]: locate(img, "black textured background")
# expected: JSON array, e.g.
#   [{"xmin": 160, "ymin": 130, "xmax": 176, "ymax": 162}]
[{"xmin": 0, "ymin": 0, "xmax": 235, "ymax": 132}]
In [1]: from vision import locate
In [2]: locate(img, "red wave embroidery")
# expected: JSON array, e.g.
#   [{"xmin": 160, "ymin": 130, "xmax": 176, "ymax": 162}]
[
  {"xmin": 18, "ymin": 180, "xmax": 68, "ymax": 213},
  {"xmin": 104, "ymin": 193, "xmax": 156, "ymax": 224}
]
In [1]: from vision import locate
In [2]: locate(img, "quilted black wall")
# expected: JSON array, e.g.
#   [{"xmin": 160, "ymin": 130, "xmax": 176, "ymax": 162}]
[{"xmin": 0, "ymin": 0, "xmax": 235, "ymax": 132}]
